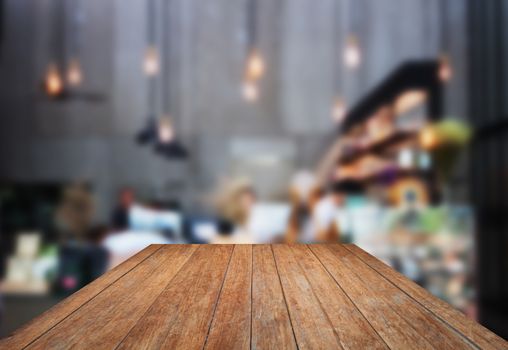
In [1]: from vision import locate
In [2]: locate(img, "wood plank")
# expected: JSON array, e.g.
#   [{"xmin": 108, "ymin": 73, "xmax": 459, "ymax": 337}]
[
  {"xmin": 251, "ymin": 245, "xmax": 297, "ymax": 350},
  {"xmin": 0, "ymin": 244, "xmax": 162, "ymax": 349},
  {"xmin": 204, "ymin": 245, "xmax": 252, "ymax": 350},
  {"xmin": 344, "ymin": 244, "xmax": 508, "ymax": 350},
  {"xmin": 310, "ymin": 244, "xmax": 437, "ymax": 349},
  {"xmin": 271, "ymin": 244, "xmax": 342, "ymax": 349},
  {"xmin": 323, "ymin": 244, "xmax": 475, "ymax": 349},
  {"xmin": 116, "ymin": 244, "xmax": 233, "ymax": 350},
  {"xmin": 289, "ymin": 244, "xmax": 388, "ymax": 349},
  {"xmin": 25, "ymin": 244, "xmax": 198, "ymax": 350}
]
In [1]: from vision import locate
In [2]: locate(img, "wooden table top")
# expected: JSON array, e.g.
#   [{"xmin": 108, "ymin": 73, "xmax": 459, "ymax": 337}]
[{"xmin": 1, "ymin": 244, "xmax": 506, "ymax": 349}]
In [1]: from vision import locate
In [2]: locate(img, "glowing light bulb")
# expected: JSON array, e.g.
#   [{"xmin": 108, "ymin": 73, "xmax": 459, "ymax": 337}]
[
  {"xmin": 438, "ymin": 54, "xmax": 452, "ymax": 83},
  {"xmin": 67, "ymin": 58, "xmax": 83, "ymax": 86},
  {"xmin": 158, "ymin": 116, "xmax": 174, "ymax": 143},
  {"xmin": 242, "ymin": 80, "xmax": 259, "ymax": 102},
  {"xmin": 332, "ymin": 98, "xmax": 347, "ymax": 123},
  {"xmin": 246, "ymin": 49, "xmax": 265, "ymax": 81},
  {"xmin": 143, "ymin": 46, "xmax": 160, "ymax": 76},
  {"xmin": 344, "ymin": 35, "xmax": 361, "ymax": 69},
  {"xmin": 44, "ymin": 63, "xmax": 63, "ymax": 97},
  {"xmin": 419, "ymin": 126, "xmax": 438, "ymax": 150}
]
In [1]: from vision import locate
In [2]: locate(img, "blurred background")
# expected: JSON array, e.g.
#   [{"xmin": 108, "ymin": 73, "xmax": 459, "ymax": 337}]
[{"xmin": 0, "ymin": 0, "xmax": 507, "ymax": 340}]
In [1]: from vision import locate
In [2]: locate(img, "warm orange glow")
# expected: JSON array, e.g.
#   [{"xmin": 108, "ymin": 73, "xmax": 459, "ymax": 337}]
[
  {"xmin": 67, "ymin": 59, "xmax": 83, "ymax": 86},
  {"xmin": 344, "ymin": 35, "xmax": 361, "ymax": 69},
  {"xmin": 439, "ymin": 54, "xmax": 452, "ymax": 83},
  {"xmin": 332, "ymin": 98, "xmax": 346, "ymax": 122},
  {"xmin": 158, "ymin": 116, "xmax": 174, "ymax": 143},
  {"xmin": 420, "ymin": 126, "xmax": 438, "ymax": 150},
  {"xmin": 45, "ymin": 63, "xmax": 63, "ymax": 97},
  {"xmin": 143, "ymin": 46, "xmax": 160, "ymax": 76},
  {"xmin": 242, "ymin": 80, "xmax": 259, "ymax": 102},
  {"xmin": 394, "ymin": 90, "xmax": 427, "ymax": 115},
  {"xmin": 245, "ymin": 49, "xmax": 265, "ymax": 81}
]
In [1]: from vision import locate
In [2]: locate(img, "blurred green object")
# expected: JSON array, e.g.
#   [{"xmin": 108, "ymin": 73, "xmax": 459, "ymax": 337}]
[
  {"xmin": 434, "ymin": 119, "xmax": 472, "ymax": 146},
  {"xmin": 431, "ymin": 118, "xmax": 473, "ymax": 181},
  {"xmin": 419, "ymin": 207, "xmax": 446, "ymax": 233}
]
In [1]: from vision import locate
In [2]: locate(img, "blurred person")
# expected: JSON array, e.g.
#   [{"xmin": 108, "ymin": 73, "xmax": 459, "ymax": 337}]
[
  {"xmin": 285, "ymin": 171, "xmax": 322, "ymax": 243},
  {"xmin": 313, "ymin": 181, "xmax": 346, "ymax": 242},
  {"xmin": 314, "ymin": 180, "xmax": 364, "ymax": 242},
  {"xmin": 111, "ymin": 187, "xmax": 136, "ymax": 230},
  {"xmin": 211, "ymin": 219, "xmax": 251, "ymax": 244},
  {"xmin": 55, "ymin": 182, "xmax": 95, "ymax": 243},
  {"xmin": 55, "ymin": 225, "xmax": 109, "ymax": 296},
  {"xmin": 212, "ymin": 178, "xmax": 257, "ymax": 228}
]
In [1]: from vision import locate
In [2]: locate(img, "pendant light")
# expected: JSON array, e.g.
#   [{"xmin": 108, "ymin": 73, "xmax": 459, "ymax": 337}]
[
  {"xmin": 331, "ymin": 0, "xmax": 346, "ymax": 123},
  {"xmin": 242, "ymin": 0, "xmax": 263, "ymax": 102},
  {"xmin": 136, "ymin": 0, "xmax": 188, "ymax": 159},
  {"xmin": 343, "ymin": 0, "xmax": 361, "ymax": 70},
  {"xmin": 344, "ymin": 35, "xmax": 361, "ymax": 70},
  {"xmin": 242, "ymin": 79, "xmax": 259, "ymax": 102},
  {"xmin": 438, "ymin": 2, "xmax": 452, "ymax": 83},
  {"xmin": 143, "ymin": 0, "xmax": 160, "ymax": 77},
  {"xmin": 44, "ymin": 0, "xmax": 65, "ymax": 98},
  {"xmin": 332, "ymin": 97, "xmax": 347, "ymax": 123},
  {"xmin": 45, "ymin": 63, "xmax": 64, "ymax": 97},
  {"xmin": 158, "ymin": 0, "xmax": 174, "ymax": 145},
  {"xmin": 66, "ymin": 0, "xmax": 84, "ymax": 86},
  {"xmin": 137, "ymin": 0, "xmax": 159, "ymax": 145},
  {"xmin": 155, "ymin": 0, "xmax": 188, "ymax": 159},
  {"xmin": 144, "ymin": 45, "xmax": 160, "ymax": 77}
]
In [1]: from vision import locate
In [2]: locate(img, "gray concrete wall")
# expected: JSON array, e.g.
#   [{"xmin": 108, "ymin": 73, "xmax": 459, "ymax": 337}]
[{"xmin": 0, "ymin": 0, "xmax": 469, "ymax": 220}]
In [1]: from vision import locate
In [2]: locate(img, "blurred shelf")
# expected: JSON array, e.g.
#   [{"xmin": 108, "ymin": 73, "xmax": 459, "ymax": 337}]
[{"xmin": 339, "ymin": 130, "xmax": 417, "ymax": 165}]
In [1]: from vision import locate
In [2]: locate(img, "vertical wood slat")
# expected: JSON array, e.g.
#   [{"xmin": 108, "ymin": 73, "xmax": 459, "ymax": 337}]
[
  {"xmin": 344, "ymin": 244, "xmax": 508, "ymax": 350},
  {"xmin": 0, "ymin": 244, "xmax": 162, "ymax": 350},
  {"xmin": 204, "ymin": 245, "xmax": 252, "ymax": 350},
  {"xmin": 289, "ymin": 244, "xmax": 388, "ymax": 349},
  {"xmin": 327, "ymin": 245, "xmax": 476, "ymax": 349},
  {"xmin": 116, "ymin": 244, "xmax": 233, "ymax": 350},
  {"xmin": 251, "ymin": 245, "xmax": 297, "ymax": 350},
  {"xmin": 26, "ymin": 245, "xmax": 199, "ymax": 350},
  {"xmin": 309, "ymin": 244, "xmax": 438, "ymax": 350},
  {"xmin": 272, "ymin": 244, "xmax": 343, "ymax": 349}
]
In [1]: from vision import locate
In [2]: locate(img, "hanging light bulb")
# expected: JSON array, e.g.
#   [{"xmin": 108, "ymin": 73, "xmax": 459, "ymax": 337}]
[
  {"xmin": 332, "ymin": 97, "xmax": 347, "ymax": 123},
  {"xmin": 44, "ymin": 63, "xmax": 64, "ymax": 97},
  {"xmin": 158, "ymin": 116, "xmax": 174, "ymax": 143},
  {"xmin": 438, "ymin": 54, "xmax": 452, "ymax": 83},
  {"xmin": 245, "ymin": 48, "xmax": 265, "ymax": 81},
  {"xmin": 242, "ymin": 79, "xmax": 259, "ymax": 102},
  {"xmin": 67, "ymin": 58, "xmax": 83, "ymax": 86},
  {"xmin": 343, "ymin": 35, "xmax": 361, "ymax": 70},
  {"xmin": 143, "ymin": 45, "xmax": 160, "ymax": 76}
]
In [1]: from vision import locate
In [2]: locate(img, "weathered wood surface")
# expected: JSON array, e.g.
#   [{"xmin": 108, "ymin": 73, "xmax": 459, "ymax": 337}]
[{"xmin": 1, "ymin": 244, "xmax": 506, "ymax": 349}]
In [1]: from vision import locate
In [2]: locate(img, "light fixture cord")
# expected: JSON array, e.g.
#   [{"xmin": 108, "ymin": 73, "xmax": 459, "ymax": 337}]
[{"xmin": 146, "ymin": 0, "xmax": 157, "ymax": 116}]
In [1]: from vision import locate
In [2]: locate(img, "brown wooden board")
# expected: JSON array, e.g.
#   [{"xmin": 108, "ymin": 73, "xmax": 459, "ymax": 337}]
[
  {"xmin": 2, "ymin": 244, "xmax": 506, "ymax": 350},
  {"xmin": 0, "ymin": 244, "xmax": 162, "ymax": 349},
  {"xmin": 344, "ymin": 244, "xmax": 508, "ymax": 349}
]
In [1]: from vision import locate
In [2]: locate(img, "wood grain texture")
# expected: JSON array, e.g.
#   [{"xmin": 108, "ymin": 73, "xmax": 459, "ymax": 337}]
[
  {"xmin": 26, "ymin": 244, "xmax": 198, "ymax": 350},
  {"xmin": 310, "ymin": 244, "xmax": 438, "ymax": 349},
  {"xmin": 0, "ymin": 244, "xmax": 162, "ymax": 349},
  {"xmin": 204, "ymin": 245, "xmax": 252, "ymax": 350},
  {"xmin": 289, "ymin": 244, "xmax": 388, "ymax": 349},
  {"xmin": 251, "ymin": 245, "xmax": 297, "ymax": 350},
  {"xmin": 272, "ymin": 244, "xmax": 342, "ymax": 349},
  {"xmin": 344, "ymin": 244, "xmax": 508, "ymax": 350},
  {"xmin": 116, "ymin": 244, "xmax": 233, "ymax": 350},
  {"xmin": 324, "ymin": 244, "xmax": 476, "ymax": 349},
  {"xmin": 3, "ymin": 244, "xmax": 507, "ymax": 350}
]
